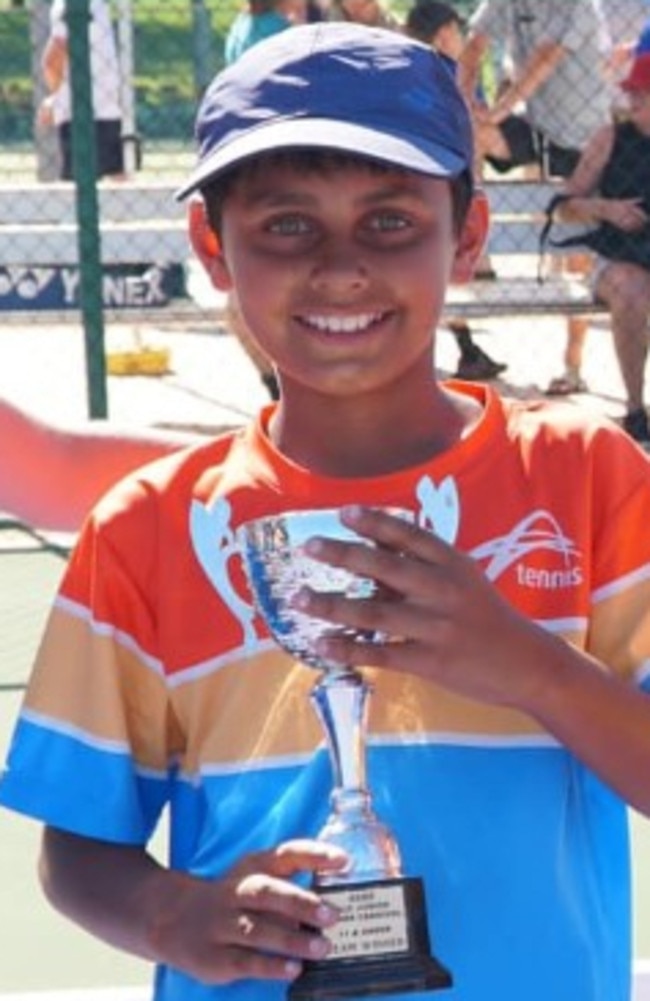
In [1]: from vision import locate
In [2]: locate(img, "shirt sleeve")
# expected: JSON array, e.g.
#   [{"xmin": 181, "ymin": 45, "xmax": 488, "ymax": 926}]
[{"xmin": 539, "ymin": 0, "xmax": 610, "ymax": 56}]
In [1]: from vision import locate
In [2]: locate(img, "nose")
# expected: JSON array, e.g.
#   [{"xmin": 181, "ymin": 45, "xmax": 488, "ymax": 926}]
[{"xmin": 309, "ymin": 241, "xmax": 370, "ymax": 296}]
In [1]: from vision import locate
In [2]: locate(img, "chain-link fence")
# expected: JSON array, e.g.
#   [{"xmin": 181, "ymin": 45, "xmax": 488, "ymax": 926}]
[{"xmin": 1, "ymin": 0, "xmax": 649, "ymax": 417}]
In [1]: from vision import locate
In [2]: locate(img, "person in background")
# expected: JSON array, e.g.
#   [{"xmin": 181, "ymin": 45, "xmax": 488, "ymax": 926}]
[
  {"xmin": 459, "ymin": 0, "xmax": 613, "ymax": 397},
  {"xmin": 3, "ymin": 24, "xmax": 650, "ymax": 1001},
  {"xmin": 327, "ymin": 0, "xmax": 400, "ymax": 28},
  {"xmin": 547, "ymin": 52, "xmax": 650, "ymax": 443},
  {"xmin": 224, "ymin": 0, "xmax": 302, "ymax": 65},
  {"xmin": 38, "ymin": 0, "xmax": 124, "ymax": 181},
  {"xmin": 306, "ymin": 0, "xmax": 328, "ymax": 19},
  {"xmin": 0, "ymin": 398, "xmax": 197, "ymax": 534},
  {"xmin": 602, "ymin": 0, "xmax": 650, "ymax": 75},
  {"xmin": 543, "ymin": 4, "xmax": 650, "ymax": 398},
  {"xmin": 406, "ymin": 0, "xmax": 508, "ymax": 381}
]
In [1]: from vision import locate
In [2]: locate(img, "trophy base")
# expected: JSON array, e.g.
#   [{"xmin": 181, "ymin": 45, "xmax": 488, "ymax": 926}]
[
  {"xmin": 288, "ymin": 951, "xmax": 452, "ymax": 1000},
  {"xmin": 288, "ymin": 877, "xmax": 452, "ymax": 1000}
]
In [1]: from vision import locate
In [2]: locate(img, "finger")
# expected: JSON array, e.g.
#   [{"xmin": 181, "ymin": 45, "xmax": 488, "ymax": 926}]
[
  {"xmin": 298, "ymin": 585, "xmax": 448, "ymax": 646},
  {"xmin": 233, "ymin": 840, "xmax": 348, "ymax": 882},
  {"xmin": 235, "ymin": 872, "xmax": 341, "ymax": 932},
  {"xmin": 272, "ymin": 839, "xmax": 350, "ymax": 878},
  {"xmin": 303, "ymin": 505, "xmax": 454, "ymax": 582},
  {"xmin": 311, "ymin": 632, "xmax": 420, "ymax": 673},
  {"xmin": 226, "ymin": 903, "xmax": 334, "ymax": 965},
  {"xmin": 303, "ymin": 532, "xmax": 452, "ymax": 602},
  {"xmin": 202, "ymin": 942, "xmax": 304, "ymax": 984},
  {"xmin": 339, "ymin": 505, "xmax": 453, "ymax": 563}
]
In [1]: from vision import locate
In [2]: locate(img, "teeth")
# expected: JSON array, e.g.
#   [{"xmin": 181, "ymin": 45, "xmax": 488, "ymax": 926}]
[{"xmin": 305, "ymin": 312, "xmax": 382, "ymax": 333}]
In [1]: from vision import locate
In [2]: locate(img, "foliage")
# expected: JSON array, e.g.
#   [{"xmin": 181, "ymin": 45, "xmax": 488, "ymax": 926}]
[
  {"xmin": 0, "ymin": 0, "xmax": 471, "ymax": 143},
  {"xmin": 0, "ymin": 0, "xmax": 242, "ymax": 143}
]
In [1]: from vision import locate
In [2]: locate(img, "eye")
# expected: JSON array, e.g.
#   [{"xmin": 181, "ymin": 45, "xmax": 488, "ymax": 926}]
[
  {"xmin": 366, "ymin": 211, "xmax": 410, "ymax": 233},
  {"xmin": 266, "ymin": 214, "xmax": 312, "ymax": 236}
]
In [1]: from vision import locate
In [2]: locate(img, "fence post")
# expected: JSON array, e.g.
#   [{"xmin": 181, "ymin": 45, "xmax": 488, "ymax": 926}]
[
  {"xmin": 66, "ymin": 0, "xmax": 108, "ymax": 419},
  {"xmin": 191, "ymin": 0, "xmax": 214, "ymax": 97}
]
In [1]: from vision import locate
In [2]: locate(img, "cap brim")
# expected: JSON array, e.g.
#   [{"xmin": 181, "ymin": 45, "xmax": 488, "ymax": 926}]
[{"xmin": 175, "ymin": 117, "xmax": 468, "ymax": 201}]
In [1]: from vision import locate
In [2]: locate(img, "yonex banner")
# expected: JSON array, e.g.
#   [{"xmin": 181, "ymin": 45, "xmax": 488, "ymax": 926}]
[{"xmin": 0, "ymin": 263, "xmax": 185, "ymax": 311}]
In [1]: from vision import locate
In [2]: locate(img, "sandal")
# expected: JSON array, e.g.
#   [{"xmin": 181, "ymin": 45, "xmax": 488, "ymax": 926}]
[
  {"xmin": 545, "ymin": 372, "xmax": 589, "ymax": 396},
  {"xmin": 473, "ymin": 266, "xmax": 498, "ymax": 281}
]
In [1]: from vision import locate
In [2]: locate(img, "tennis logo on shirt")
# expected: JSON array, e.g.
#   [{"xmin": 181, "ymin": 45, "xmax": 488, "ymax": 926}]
[
  {"xmin": 413, "ymin": 476, "xmax": 582, "ymax": 590},
  {"xmin": 470, "ymin": 510, "xmax": 583, "ymax": 589}
]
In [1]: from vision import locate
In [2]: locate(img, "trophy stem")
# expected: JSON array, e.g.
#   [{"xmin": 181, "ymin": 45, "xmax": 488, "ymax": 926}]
[
  {"xmin": 310, "ymin": 670, "xmax": 402, "ymax": 884},
  {"xmin": 311, "ymin": 669, "xmax": 368, "ymax": 796}
]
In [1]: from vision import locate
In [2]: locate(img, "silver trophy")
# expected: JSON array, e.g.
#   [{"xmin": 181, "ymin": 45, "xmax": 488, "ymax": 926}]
[{"xmin": 238, "ymin": 508, "xmax": 451, "ymax": 1000}]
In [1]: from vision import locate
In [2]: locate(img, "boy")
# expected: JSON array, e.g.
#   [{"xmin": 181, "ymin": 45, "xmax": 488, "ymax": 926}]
[{"xmin": 3, "ymin": 21, "xmax": 650, "ymax": 1001}]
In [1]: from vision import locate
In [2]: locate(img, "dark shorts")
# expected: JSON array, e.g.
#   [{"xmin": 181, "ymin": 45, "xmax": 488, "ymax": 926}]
[
  {"xmin": 59, "ymin": 119, "xmax": 125, "ymax": 181},
  {"xmin": 486, "ymin": 114, "xmax": 580, "ymax": 179}
]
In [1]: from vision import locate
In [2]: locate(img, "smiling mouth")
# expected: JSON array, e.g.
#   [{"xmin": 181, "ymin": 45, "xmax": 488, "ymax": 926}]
[{"xmin": 299, "ymin": 310, "xmax": 390, "ymax": 334}]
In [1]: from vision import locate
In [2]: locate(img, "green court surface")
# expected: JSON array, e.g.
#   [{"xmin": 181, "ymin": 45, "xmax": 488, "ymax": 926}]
[
  {"xmin": 0, "ymin": 521, "xmax": 153, "ymax": 992},
  {"xmin": 0, "ymin": 520, "xmax": 649, "ymax": 992}
]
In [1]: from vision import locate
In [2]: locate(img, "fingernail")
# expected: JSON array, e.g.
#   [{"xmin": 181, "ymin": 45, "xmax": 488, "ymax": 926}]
[
  {"xmin": 316, "ymin": 903, "xmax": 338, "ymax": 925},
  {"xmin": 284, "ymin": 960, "xmax": 302, "ymax": 979},
  {"xmin": 309, "ymin": 936, "xmax": 330, "ymax": 958}
]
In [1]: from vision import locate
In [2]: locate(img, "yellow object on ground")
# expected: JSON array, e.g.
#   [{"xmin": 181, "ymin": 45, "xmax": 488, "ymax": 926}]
[{"xmin": 106, "ymin": 345, "xmax": 172, "ymax": 376}]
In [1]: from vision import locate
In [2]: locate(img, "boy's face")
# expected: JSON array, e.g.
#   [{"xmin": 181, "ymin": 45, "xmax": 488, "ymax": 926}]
[
  {"xmin": 432, "ymin": 20, "xmax": 465, "ymax": 61},
  {"xmin": 277, "ymin": 0, "xmax": 307, "ymax": 21},
  {"xmin": 201, "ymin": 159, "xmax": 482, "ymax": 399},
  {"xmin": 341, "ymin": 0, "xmax": 383, "ymax": 24}
]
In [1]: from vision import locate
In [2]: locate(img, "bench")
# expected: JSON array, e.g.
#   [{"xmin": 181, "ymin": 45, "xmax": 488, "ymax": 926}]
[
  {"xmin": 0, "ymin": 181, "xmax": 187, "ymax": 263},
  {"xmin": 444, "ymin": 179, "xmax": 607, "ymax": 320},
  {"xmin": 0, "ymin": 178, "xmax": 605, "ymax": 319},
  {"xmin": 0, "ymin": 181, "xmax": 189, "ymax": 313}
]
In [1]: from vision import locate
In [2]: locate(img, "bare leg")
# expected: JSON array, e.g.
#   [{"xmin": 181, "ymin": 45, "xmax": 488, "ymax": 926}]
[
  {"xmin": 564, "ymin": 316, "xmax": 589, "ymax": 373},
  {"xmin": 596, "ymin": 262, "xmax": 650, "ymax": 413},
  {"xmin": 546, "ymin": 254, "xmax": 592, "ymax": 395},
  {"xmin": 564, "ymin": 254, "xmax": 591, "ymax": 374}
]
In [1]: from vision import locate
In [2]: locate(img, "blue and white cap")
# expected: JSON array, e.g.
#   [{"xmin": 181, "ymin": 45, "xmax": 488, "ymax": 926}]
[{"xmin": 176, "ymin": 22, "xmax": 474, "ymax": 200}]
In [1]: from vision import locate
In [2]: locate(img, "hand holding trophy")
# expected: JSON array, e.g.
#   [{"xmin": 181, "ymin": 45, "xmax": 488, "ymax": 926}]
[{"xmin": 238, "ymin": 507, "xmax": 452, "ymax": 1000}]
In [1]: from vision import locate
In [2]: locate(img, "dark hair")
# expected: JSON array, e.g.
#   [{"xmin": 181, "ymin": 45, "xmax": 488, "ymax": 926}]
[
  {"xmin": 405, "ymin": 2, "xmax": 462, "ymax": 44},
  {"xmin": 201, "ymin": 150, "xmax": 473, "ymax": 237},
  {"xmin": 250, "ymin": 0, "xmax": 278, "ymax": 13}
]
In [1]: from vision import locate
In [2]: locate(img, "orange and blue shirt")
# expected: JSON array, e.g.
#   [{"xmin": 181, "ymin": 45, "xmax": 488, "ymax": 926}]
[{"xmin": 3, "ymin": 383, "xmax": 650, "ymax": 1001}]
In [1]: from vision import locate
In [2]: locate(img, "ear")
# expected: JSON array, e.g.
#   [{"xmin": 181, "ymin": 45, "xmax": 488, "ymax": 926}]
[
  {"xmin": 187, "ymin": 196, "xmax": 233, "ymax": 291},
  {"xmin": 450, "ymin": 188, "xmax": 490, "ymax": 284}
]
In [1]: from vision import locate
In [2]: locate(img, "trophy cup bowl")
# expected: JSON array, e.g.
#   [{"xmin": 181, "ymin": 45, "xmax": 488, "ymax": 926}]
[{"xmin": 238, "ymin": 508, "xmax": 452, "ymax": 999}]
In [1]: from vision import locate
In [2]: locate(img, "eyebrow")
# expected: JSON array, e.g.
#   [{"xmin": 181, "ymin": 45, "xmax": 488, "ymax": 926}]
[{"xmin": 240, "ymin": 178, "xmax": 436, "ymax": 210}]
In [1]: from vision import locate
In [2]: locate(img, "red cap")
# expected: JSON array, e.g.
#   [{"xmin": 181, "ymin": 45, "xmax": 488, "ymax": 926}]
[{"xmin": 621, "ymin": 52, "xmax": 650, "ymax": 92}]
